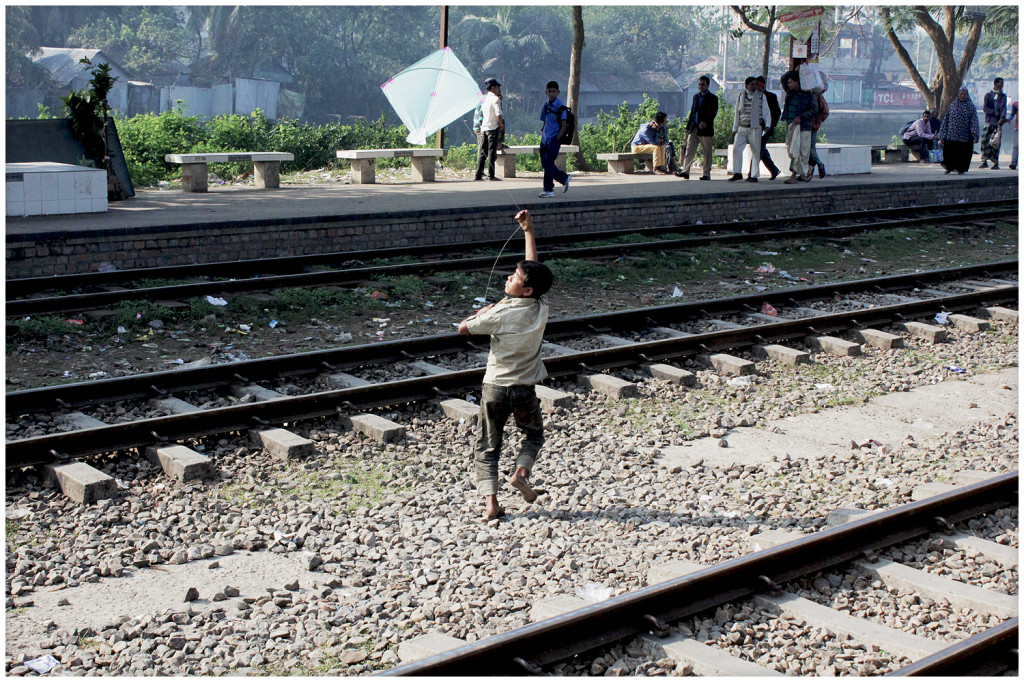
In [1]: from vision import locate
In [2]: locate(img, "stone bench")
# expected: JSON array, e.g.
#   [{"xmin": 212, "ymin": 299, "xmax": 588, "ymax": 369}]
[
  {"xmin": 335, "ymin": 148, "xmax": 444, "ymax": 184},
  {"xmin": 165, "ymin": 152, "xmax": 294, "ymax": 193},
  {"xmin": 596, "ymin": 152, "xmax": 655, "ymax": 174},
  {"xmin": 871, "ymin": 145, "xmax": 922, "ymax": 164},
  {"xmin": 494, "ymin": 144, "xmax": 580, "ymax": 179}
]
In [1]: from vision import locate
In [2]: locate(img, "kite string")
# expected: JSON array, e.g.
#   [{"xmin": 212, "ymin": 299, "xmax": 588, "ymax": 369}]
[{"xmin": 481, "ymin": 189, "xmax": 524, "ymax": 302}]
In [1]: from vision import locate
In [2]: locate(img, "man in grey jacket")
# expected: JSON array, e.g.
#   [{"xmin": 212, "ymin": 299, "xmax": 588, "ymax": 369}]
[{"xmin": 730, "ymin": 76, "xmax": 769, "ymax": 182}]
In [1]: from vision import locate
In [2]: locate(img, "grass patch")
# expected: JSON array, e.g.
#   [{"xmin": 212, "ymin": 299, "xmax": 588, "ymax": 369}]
[
  {"xmin": 8, "ymin": 315, "xmax": 85, "ymax": 338},
  {"xmin": 6, "ymin": 519, "xmax": 21, "ymax": 551},
  {"xmin": 371, "ymin": 275, "xmax": 429, "ymax": 299}
]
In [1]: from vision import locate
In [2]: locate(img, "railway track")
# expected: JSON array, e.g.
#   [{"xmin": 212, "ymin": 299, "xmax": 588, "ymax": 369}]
[
  {"xmin": 6, "ymin": 259, "xmax": 1017, "ymax": 676},
  {"xmin": 6, "ymin": 199, "xmax": 1016, "ymax": 317},
  {"xmin": 380, "ymin": 473, "xmax": 1018, "ymax": 676},
  {"xmin": 6, "ymin": 261, "xmax": 1016, "ymax": 469}
]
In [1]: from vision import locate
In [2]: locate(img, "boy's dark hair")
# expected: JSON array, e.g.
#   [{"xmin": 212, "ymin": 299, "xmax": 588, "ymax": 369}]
[
  {"xmin": 755, "ymin": 75, "xmax": 766, "ymax": 84},
  {"xmin": 699, "ymin": 75, "xmax": 711, "ymax": 85},
  {"xmin": 922, "ymin": 110, "xmax": 930, "ymax": 117},
  {"xmin": 518, "ymin": 260, "xmax": 553, "ymax": 298},
  {"xmin": 654, "ymin": 111, "xmax": 667, "ymax": 123},
  {"xmin": 994, "ymin": 77, "xmax": 1004, "ymax": 85},
  {"xmin": 745, "ymin": 76, "xmax": 756, "ymax": 86},
  {"xmin": 546, "ymin": 80, "xmax": 559, "ymax": 90}
]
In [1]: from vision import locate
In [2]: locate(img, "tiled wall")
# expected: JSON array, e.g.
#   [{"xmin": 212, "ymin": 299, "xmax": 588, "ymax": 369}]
[{"xmin": 6, "ymin": 162, "xmax": 107, "ymax": 217}]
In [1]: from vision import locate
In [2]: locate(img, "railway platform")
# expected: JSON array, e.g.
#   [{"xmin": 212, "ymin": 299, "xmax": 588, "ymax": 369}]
[{"xmin": 6, "ymin": 161, "xmax": 1019, "ymax": 279}]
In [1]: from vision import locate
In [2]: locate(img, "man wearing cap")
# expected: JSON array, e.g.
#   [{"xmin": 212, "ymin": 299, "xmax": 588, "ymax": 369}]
[{"xmin": 475, "ymin": 78, "xmax": 504, "ymax": 181}]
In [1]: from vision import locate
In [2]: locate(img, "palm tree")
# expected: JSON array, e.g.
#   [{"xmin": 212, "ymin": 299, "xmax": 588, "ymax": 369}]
[{"xmin": 455, "ymin": 7, "xmax": 551, "ymax": 116}]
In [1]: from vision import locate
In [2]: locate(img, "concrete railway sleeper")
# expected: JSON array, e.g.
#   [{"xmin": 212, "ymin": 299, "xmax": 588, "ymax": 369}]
[
  {"xmin": 383, "ymin": 475, "xmax": 1017, "ymax": 676},
  {"xmin": 6, "ymin": 261, "xmax": 1017, "ymax": 418},
  {"xmin": 6, "ymin": 201, "xmax": 1017, "ymax": 317},
  {"xmin": 5, "ymin": 278, "xmax": 1016, "ymax": 473}
]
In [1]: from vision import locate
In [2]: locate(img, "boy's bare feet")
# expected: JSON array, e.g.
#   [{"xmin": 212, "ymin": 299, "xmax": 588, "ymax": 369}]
[
  {"xmin": 483, "ymin": 494, "xmax": 505, "ymax": 521},
  {"xmin": 507, "ymin": 466, "xmax": 538, "ymax": 503}
]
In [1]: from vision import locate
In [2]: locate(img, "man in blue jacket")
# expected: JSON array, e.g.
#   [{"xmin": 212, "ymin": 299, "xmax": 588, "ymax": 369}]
[{"xmin": 780, "ymin": 70, "xmax": 818, "ymax": 183}]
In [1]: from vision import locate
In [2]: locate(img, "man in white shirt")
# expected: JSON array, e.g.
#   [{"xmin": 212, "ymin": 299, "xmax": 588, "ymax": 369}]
[
  {"xmin": 475, "ymin": 78, "xmax": 505, "ymax": 181},
  {"xmin": 730, "ymin": 76, "xmax": 768, "ymax": 182}
]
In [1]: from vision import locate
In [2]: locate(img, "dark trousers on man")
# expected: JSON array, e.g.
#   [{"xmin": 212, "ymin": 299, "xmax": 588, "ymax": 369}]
[
  {"xmin": 476, "ymin": 129, "xmax": 500, "ymax": 179},
  {"xmin": 759, "ymin": 131, "xmax": 780, "ymax": 177},
  {"xmin": 902, "ymin": 136, "xmax": 933, "ymax": 161},
  {"xmin": 540, "ymin": 141, "xmax": 568, "ymax": 191}
]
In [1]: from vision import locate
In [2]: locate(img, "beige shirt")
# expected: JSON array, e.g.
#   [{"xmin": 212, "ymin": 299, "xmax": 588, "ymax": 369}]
[{"xmin": 465, "ymin": 296, "xmax": 548, "ymax": 386}]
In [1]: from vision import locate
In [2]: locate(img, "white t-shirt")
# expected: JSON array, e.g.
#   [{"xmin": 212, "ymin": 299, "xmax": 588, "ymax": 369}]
[{"xmin": 481, "ymin": 92, "xmax": 502, "ymax": 132}]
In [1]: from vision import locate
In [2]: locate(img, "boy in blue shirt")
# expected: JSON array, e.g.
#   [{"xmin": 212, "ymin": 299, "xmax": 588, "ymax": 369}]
[{"xmin": 538, "ymin": 80, "xmax": 571, "ymax": 198}]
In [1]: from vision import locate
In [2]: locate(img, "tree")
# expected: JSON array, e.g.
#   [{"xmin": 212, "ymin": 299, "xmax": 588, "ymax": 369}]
[
  {"xmin": 584, "ymin": 6, "xmax": 699, "ymax": 77},
  {"xmin": 568, "ymin": 6, "xmax": 584, "ymax": 168},
  {"xmin": 67, "ymin": 7, "xmax": 195, "ymax": 76},
  {"xmin": 6, "ymin": 6, "xmax": 50, "ymax": 89},
  {"xmin": 880, "ymin": 6, "xmax": 987, "ymax": 118},
  {"xmin": 974, "ymin": 6, "xmax": 1018, "ymax": 76},
  {"xmin": 730, "ymin": 5, "xmax": 779, "ymax": 80}
]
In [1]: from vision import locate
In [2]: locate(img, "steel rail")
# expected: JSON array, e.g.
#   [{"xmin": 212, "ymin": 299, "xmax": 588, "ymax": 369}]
[
  {"xmin": 7, "ymin": 202, "xmax": 1015, "ymax": 315},
  {"xmin": 888, "ymin": 617, "xmax": 1018, "ymax": 676},
  {"xmin": 7, "ymin": 261, "xmax": 1017, "ymax": 416},
  {"xmin": 378, "ymin": 472, "xmax": 1018, "ymax": 676},
  {"xmin": 5, "ymin": 286, "xmax": 1016, "ymax": 469},
  {"xmin": 9, "ymin": 208, "xmax": 1016, "ymax": 318}
]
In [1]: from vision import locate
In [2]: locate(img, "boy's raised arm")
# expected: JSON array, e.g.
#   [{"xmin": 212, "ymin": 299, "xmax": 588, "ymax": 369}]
[{"xmin": 516, "ymin": 210, "xmax": 538, "ymax": 261}]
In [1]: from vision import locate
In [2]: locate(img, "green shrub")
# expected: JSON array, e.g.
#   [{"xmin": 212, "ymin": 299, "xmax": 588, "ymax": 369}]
[
  {"xmin": 444, "ymin": 142, "xmax": 477, "ymax": 171},
  {"xmin": 115, "ymin": 103, "xmax": 208, "ymax": 186}
]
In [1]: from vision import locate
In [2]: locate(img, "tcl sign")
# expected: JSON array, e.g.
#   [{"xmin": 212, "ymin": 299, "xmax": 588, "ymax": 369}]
[{"xmin": 874, "ymin": 90, "xmax": 924, "ymax": 107}]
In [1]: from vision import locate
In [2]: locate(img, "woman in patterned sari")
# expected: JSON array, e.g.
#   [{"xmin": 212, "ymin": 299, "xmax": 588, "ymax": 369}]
[{"xmin": 938, "ymin": 87, "xmax": 980, "ymax": 174}]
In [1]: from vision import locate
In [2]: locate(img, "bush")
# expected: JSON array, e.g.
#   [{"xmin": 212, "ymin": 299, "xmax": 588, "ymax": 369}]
[
  {"xmin": 115, "ymin": 103, "xmax": 208, "ymax": 186},
  {"xmin": 444, "ymin": 142, "xmax": 477, "ymax": 171}
]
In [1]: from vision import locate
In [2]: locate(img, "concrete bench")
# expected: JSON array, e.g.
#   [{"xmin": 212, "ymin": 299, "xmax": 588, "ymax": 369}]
[
  {"xmin": 164, "ymin": 152, "xmax": 294, "ymax": 193},
  {"xmin": 494, "ymin": 145, "xmax": 579, "ymax": 179},
  {"xmin": 335, "ymin": 148, "xmax": 444, "ymax": 184},
  {"xmin": 596, "ymin": 152, "xmax": 655, "ymax": 174}
]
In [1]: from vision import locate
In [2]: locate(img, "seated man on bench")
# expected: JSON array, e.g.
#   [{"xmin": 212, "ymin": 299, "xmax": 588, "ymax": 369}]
[
  {"xmin": 631, "ymin": 112, "xmax": 671, "ymax": 174},
  {"xmin": 901, "ymin": 110, "xmax": 938, "ymax": 162}
]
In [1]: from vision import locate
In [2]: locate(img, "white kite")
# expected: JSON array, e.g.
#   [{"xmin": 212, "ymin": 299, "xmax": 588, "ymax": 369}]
[{"xmin": 381, "ymin": 47, "xmax": 484, "ymax": 146}]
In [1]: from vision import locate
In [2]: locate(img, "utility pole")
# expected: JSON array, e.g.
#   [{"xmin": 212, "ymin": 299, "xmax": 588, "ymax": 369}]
[
  {"xmin": 722, "ymin": 6, "xmax": 729, "ymax": 91},
  {"xmin": 437, "ymin": 5, "xmax": 449, "ymax": 151}
]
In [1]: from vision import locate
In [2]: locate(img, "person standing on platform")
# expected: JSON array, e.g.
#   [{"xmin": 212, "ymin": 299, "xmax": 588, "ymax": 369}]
[
  {"xmin": 780, "ymin": 70, "xmax": 818, "ymax": 183},
  {"xmin": 677, "ymin": 76, "xmax": 719, "ymax": 180},
  {"xmin": 980, "ymin": 77, "xmax": 1008, "ymax": 169},
  {"xmin": 631, "ymin": 112, "xmax": 670, "ymax": 174},
  {"xmin": 902, "ymin": 110, "xmax": 938, "ymax": 162},
  {"xmin": 1008, "ymin": 99, "xmax": 1019, "ymax": 170},
  {"xmin": 729, "ymin": 76, "xmax": 768, "ymax": 182},
  {"xmin": 537, "ymin": 80, "xmax": 571, "ymax": 198},
  {"xmin": 754, "ymin": 76, "xmax": 781, "ymax": 181},
  {"xmin": 459, "ymin": 210, "xmax": 552, "ymax": 522},
  {"xmin": 938, "ymin": 86, "xmax": 980, "ymax": 175},
  {"xmin": 475, "ymin": 78, "xmax": 504, "ymax": 181},
  {"xmin": 806, "ymin": 84, "xmax": 830, "ymax": 177}
]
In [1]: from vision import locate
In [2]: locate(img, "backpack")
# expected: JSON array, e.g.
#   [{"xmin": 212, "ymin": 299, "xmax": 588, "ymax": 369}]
[
  {"xmin": 811, "ymin": 93, "xmax": 829, "ymax": 131},
  {"xmin": 546, "ymin": 103, "xmax": 576, "ymax": 144},
  {"xmin": 897, "ymin": 120, "xmax": 915, "ymax": 138}
]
